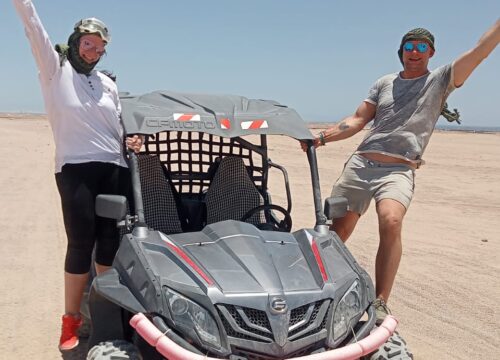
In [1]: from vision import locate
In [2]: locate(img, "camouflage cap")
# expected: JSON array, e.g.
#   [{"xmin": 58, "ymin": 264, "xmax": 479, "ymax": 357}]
[
  {"xmin": 74, "ymin": 17, "xmax": 111, "ymax": 43},
  {"xmin": 398, "ymin": 28, "xmax": 435, "ymax": 63}
]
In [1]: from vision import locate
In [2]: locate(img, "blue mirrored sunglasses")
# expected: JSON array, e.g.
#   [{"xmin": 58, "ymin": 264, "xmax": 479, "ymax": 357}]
[{"xmin": 403, "ymin": 41, "xmax": 429, "ymax": 53}]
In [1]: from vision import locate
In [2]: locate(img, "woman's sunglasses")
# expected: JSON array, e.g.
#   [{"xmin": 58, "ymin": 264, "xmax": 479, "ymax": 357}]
[
  {"xmin": 81, "ymin": 38, "xmax": 106, "ymax": 54},
  {"xmin": 403, "ymin": 41, "xmax": 429, "ymax": 53}
]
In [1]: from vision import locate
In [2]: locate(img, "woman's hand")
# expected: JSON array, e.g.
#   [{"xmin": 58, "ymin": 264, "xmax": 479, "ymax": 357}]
[{"xmin": 126, "ymin": 135, "xmax": 144, "ymax": 153}]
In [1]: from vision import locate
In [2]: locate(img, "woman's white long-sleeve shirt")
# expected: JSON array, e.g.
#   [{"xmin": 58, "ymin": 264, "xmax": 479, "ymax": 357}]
[{"xmin": 13, "ymin": 0, "xmax": 127, "ymax": 172}]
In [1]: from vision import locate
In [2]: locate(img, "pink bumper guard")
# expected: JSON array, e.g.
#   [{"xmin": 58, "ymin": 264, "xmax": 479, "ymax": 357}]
[{"xmin": 130, "ymin": 312, "xmax": 398, "ymax": 360}]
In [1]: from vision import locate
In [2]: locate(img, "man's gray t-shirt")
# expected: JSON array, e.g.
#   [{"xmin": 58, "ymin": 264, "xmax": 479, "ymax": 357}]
[{"xmin": 357, "ymin": 64, "xmax": 455, "ymax": 163}]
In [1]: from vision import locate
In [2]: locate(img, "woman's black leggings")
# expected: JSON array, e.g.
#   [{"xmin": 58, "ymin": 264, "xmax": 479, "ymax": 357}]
[{"xmin": 55, "ymin": 162, "xmax": 130, "ymax": 274}]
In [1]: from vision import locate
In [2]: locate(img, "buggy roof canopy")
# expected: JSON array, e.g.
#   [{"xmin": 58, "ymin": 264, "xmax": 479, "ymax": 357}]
[{"xmin": 120, "ymin": 91, "xmax": 314, "ymax": 140}]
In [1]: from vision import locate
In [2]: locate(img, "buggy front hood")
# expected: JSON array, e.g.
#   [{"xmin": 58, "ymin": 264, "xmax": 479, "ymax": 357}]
[
  {"xmin": 118, "ymin": 220, "xmax": 361, "ymax": 302},
  {"xmin": 162, "ymin": 220, "xmax": 324, "ymax": 294},
  {"xmin": 120, "ymin": 91, "xmax": 314, "ymax": 140},
  {"xmin": 111, "ymin": 220, "xmax": 365, "ymax": 311},
  {"xmin": 104, "ymin": 220, "xmax": 378, "ymax": 357}
]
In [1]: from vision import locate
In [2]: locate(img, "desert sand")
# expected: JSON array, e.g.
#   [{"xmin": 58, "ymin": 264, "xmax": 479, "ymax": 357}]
[{"xmin": 0, "ymin": 114, "xmax": 498, "ymax": 359}]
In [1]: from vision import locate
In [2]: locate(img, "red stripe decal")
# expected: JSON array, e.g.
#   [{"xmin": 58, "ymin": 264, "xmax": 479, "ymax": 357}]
[
  {"xmin": 166, "ymin": 243, "xmax": 214, "ymax": 286},
  {"xmin": 177, "ymin": 114, "xmax": 193, "ymax": 121},
  {"xmin": 249, "ymin": 120, "xmax": 264, "ymax": 129},
  {"xmin": 221, "ymin": 118, "xmax": 231, "ymax": 129},
  {"xmin": 311, "ymin": 239, "xmax": 328, "ymax": 282}
]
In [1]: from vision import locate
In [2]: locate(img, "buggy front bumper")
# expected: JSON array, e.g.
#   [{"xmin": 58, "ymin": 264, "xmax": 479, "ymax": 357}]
[{"xmin": 130, "ymin": 312, "xmax": 398, "ymax": 360}]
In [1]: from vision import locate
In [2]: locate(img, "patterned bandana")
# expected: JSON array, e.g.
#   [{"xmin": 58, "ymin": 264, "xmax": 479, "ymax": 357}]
[
  {"xmin": 398, "ymin": 28, "xmax": 435, "ymax": 64},
  {"xmin": 55, "ymin": 32, "xmax": 99, "ymax": 75}
]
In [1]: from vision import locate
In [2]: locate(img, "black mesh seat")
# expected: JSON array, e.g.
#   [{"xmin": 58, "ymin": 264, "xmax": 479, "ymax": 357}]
[
  {"xmin": 205, "ymin": 157, "xmax": 264, "ymax": 225},
  {"xmin": 137, "ymin": 155, "xmax": 184, "ymax": 234}
]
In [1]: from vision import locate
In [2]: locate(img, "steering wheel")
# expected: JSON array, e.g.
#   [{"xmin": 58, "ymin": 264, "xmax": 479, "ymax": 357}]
[{"xmin": 241, "ymin": 204, "xmax": 292, "ymax": 232}]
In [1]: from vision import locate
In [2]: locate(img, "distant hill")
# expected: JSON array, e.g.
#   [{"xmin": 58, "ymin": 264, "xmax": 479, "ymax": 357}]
[
  {"xmin": 1, "ymin": 114, "xmax": 498, "ymax": 133},
  {"xmin": 307, "ymin": 121, "xmax": 500, "ymax": 133},
  {"xmin": 307, "ymin": 122, "xmax": 334, "ymax": 129},
  {"xmin": 0, "ymin": 112, "xmax": 47, "ymax": 120}
]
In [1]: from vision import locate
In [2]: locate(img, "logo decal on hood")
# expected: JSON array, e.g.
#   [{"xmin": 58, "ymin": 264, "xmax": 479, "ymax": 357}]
[{"xmin": 270, "ymin": 297, "xmax": 287, "ymax": 314}]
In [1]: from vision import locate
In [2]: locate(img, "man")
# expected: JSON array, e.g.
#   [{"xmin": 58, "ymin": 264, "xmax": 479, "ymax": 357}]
[{"xmin": 303, "ymin": 20, "xmax": 499, "ymax": 323}]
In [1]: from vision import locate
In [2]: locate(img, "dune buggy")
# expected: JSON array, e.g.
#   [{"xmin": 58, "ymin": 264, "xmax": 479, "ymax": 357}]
[{"xmin": 86, "ymin": 91, "xmax": 410, "ymax": 359}]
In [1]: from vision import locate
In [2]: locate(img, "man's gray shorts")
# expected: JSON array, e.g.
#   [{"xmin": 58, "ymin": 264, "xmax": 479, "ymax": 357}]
[{"xmin": 331, "ymin": 154, "xmax": 415, "ymax": 215}]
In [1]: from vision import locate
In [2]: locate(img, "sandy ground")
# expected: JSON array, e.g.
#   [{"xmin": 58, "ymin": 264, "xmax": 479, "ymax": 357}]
[{"xmin": 0, "ymin": 115, "xmax": 498, "ymax": 359}]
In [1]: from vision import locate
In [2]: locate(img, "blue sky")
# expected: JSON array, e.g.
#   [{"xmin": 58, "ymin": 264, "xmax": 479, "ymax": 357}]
[{"xmin": 3, "ymin": 0, "xmax": 499, "ymax": 126}]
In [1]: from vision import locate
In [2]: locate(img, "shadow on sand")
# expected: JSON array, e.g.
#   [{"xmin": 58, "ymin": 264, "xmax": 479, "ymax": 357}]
[{"xmin": 60, "ymin": 337, "xmax": 88, "ymax": 360}]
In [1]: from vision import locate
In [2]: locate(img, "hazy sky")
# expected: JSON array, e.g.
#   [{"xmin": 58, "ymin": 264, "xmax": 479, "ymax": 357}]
[{"xmin": 3, "ymin": 0, "xmax": 499, "ymax": 126}]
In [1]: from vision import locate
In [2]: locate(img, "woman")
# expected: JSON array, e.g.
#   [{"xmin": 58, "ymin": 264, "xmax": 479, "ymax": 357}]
[{"xmin": 13, "ymin": 0, "xmax": 142, "ymax": 351}]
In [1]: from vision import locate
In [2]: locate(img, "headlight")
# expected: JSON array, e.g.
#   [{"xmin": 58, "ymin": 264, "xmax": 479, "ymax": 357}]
[
  {"xmin": 332, "ymin": 280, "xmax": 362, "ymax": 341},
  {"xmin": 166, "ymin": 289, "xmax": 221, "ymax": 349}
]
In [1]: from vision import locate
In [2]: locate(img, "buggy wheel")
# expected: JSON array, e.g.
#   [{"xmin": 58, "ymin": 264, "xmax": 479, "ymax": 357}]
[
  {"xmin": 78, "ymin": 313, "xmax": 91, "ymax": 338},
  {"xmin": 365, "ymin": 331, "xmax": 413, "ymax": 360},
  {"xmin": 87, "ymin": 340, "xmax": 142, "ymax": 360}
]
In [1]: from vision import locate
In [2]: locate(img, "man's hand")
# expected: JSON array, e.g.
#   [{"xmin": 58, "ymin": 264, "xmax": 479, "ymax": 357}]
[
  {"xmin": 453, "ymin": 19, "xmax": 500, "ymax": 87},
  {"xmin": 126, "ymin": 135, "xmax": 144, "ymax": 153},
  {"xmin": 300, "ymin": 137, "xmax": 322, "ymax": 152}
]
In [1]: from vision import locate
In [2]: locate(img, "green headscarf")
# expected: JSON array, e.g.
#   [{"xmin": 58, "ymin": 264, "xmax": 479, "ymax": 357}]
[{"xmin": 55, "ymin": 32, "xmax": 99, "ymax": 75}]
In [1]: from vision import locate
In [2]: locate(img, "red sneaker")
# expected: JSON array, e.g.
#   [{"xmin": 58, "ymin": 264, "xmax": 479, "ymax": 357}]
[{"xmin": 59, "ymin": 314, "xmax": 82, "ymax": 351}]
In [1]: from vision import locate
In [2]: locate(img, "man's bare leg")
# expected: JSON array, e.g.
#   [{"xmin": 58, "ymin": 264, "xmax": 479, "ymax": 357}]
[
  {"xmin": 375, "ymin": 199, "xmax": 407, "ymax": 302},
  {"xmin": 330, "ymin": 210, "xmax": 360, "ymax": 242}
]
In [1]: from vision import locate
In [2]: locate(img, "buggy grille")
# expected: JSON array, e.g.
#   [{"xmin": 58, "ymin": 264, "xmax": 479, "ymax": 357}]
[
  {"xmin": 218, "ymin": 305, "xmax": 273, "ymax": 343},
  {"xmin": 287, "ymin": 300, "xmax": 329, "ymax": 340},
  {"xmin": 217, "ymin": 300, "xmax": 330, "ymax": 343}
]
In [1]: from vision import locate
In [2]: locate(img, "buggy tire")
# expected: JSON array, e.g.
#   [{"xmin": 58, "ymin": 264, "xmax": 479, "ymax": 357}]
[
  {"xmin": 365, "ymin": 331, "xmax": 413, "ymax": 360},
  {"xmin": 87, "ymin": 340, "xmax": 142, "ymax": 360},
  {"xmin": 78, "ymin": 314, "xmax": 91, "ymax": 338}
]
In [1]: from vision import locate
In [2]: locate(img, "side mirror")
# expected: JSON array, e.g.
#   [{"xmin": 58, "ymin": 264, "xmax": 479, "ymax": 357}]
[
  {"xmin": 324, "ymin": 196, "xmax": 348, "ymax": 220},
  {"xmin": 96, "ymin": 194, "xmax": 128, "ymax": 220}
]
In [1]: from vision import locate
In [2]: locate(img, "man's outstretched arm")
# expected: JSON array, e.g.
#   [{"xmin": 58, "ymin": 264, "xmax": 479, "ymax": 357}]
[
  {"xmin": 302, "ymin": 101, "xmax": 376, "ymax": 150},
  {"xmin": 453, "ymin": 19, "xmax": 500, "ymax": 87}
]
